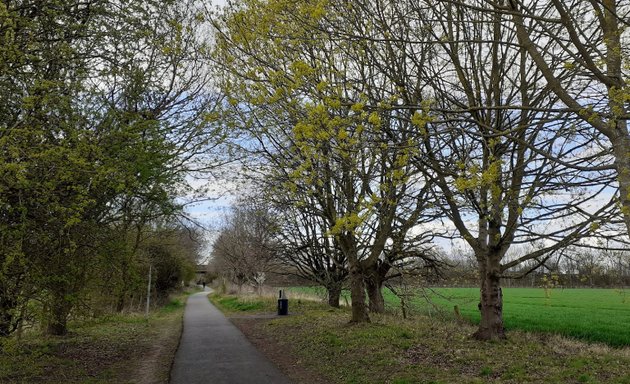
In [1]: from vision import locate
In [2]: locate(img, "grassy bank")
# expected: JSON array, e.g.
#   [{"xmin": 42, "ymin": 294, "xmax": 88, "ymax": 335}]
[
  {"xmin": 0, "ymin": 291, "xmax": 192, "ymax": 384},
  {"xmin": 286, "ymin": 286, "xmax": 630, "ymax": 347},
  {"xmin": 210, "ymin": 291, "xmax": 323, "ymax": 315},
  {"xmin": 211, "ymin": 292, "xmax": 630, "ymax": 384}
]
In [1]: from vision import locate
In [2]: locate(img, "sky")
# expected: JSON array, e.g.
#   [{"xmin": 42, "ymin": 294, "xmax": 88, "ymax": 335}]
[{"xmin": 181, "ymin": 168, "xmax": 248, "ymax": 262}]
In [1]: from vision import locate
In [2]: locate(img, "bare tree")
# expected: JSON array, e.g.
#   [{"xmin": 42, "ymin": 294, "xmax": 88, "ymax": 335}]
[
  {"xmin": 274, "ymin": 196, "xmax": 348, "ymax": 307},
  {"xmin": 505, "ymin": 0, "xmax": 630, "ymax": 232},
  {"xmin": 210, "ymin": 200, "xmax": 278, "ymax": 292},
  {"xmin": 211, "ymin": 0, "xmax": 442, "ymax": 322},
  {"xmin": 396, "ymin": 0, "xmax": 617, "ymax": 339}
]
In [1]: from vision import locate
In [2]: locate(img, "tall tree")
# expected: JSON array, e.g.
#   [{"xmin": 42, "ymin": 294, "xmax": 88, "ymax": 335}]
[
  {"xmin": 406, "ymin": 0, "xmax": 617, "ymax": 339},
  {"xmin": 212, "ymin": 0, "xmax": 440, "ymax": 322},
  {"xmin": 273, "ymin": 194, "xmax": 349, "ymax": 308},
  {"xmin": 0, "ymin": 0, "xmax": 221, "ymax": 335}
]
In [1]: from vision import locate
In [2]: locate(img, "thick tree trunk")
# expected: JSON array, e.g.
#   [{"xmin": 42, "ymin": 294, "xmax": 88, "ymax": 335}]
[
  {"xmin": 0, "ymin": 296, "xmax": 18, "ymax": 337},
  {"xmin": 116, "ymin": 293, "xmax": 126, "ymax": 313},
  {"xmin": 349, "ymin": 264, "xmax": 370, "ymax": 323},
  {"xmin": 326, "ymin": 283, "xmax": 342, "ymax": 308},
  {"xmin": 0, "ymin": 262, "xmax": 25, "ymax": 337},
  {"xmin": 612, "ymin": 136, "xmax": 630, "ymax": 236},
  {"xmin": 364, "ymin": 261, "xmax": 390, "ymax": 313},
  {"xmin": 0, "ymin": 320, "xmax": 11, "ymax": 338},
  {"xmin": 116, "ymin": 260, "xmax": 130, "ymax": 312},
  {"xmin": 365, "ymin": 277, "xmax": 385, "ymax": 313},
  {"xmin": 473, "ymin": 267, "xmax": 505, "ymax": 341},
  {"xmin": 46, "ymin": 293, "xmax": 71, "ymax": 336}
]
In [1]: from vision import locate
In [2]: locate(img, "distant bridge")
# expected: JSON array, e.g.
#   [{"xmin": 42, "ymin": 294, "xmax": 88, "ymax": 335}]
[{"xmin": 195, "ymin": 264, "xmax": 208, "ymax": 283}]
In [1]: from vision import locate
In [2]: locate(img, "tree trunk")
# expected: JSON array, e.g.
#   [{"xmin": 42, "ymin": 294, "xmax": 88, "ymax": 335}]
[
  {"xmin": 116, "ymin": 292, "xmax": 126, "ymax": 313},
  {"xmin": 364, "ymin": 260, "xmax": 390, "ymax": 313},
  {"xmin": 326, "ymin": 283, "xmax": 342, "ymax": 308},
  {"xmin": 116, "ymin": 259, "xmax": 130, "ymax": 312},
  {"xmin": 0, "ymin": 262, "xmax": 26, "ymax": 337},
  {"xmin": 473, "ymin": 267, "xmax": 505, "ymax": 340},
  {"xmin": 0, "ymin": 300, "xmax": 17, "ymax": 337},
  {"xmin": 365, "ymin": 277, "xmax": 385, "ymax": 313},
  {"xmin": 46, "ymin": 293, "xmax": 71, "ymax": 336},
  {"xmin": 612, "ymin": 137, "xmax": 630, "ymax": 235},
  {"xmin": 602, "ymin": 0, "xmax": 630, "ymax": 236},
  {"xmin": 349, "ymin": 264, "xmax": 370, "ymax": 323}
]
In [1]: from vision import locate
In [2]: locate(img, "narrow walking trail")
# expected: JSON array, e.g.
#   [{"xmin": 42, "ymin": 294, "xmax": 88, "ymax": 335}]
[{"xmin": 169, "ymin": 289, "xmax": 292, "ymax": 384}]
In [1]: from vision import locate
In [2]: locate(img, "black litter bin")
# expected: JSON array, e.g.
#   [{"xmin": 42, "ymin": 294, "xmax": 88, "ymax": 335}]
[{"xmin": 277, "ymin": 290, "xmax": 288, "ymax": 316}]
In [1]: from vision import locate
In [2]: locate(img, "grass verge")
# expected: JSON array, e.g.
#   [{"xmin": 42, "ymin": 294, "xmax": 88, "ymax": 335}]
[
  {"xmin": 287, "ymin": 286, "xmax": 630, "ymax": 347},
  {"xmin": 0, "ymin": 290, "xmax": 192, "ymax": 384},
  {"xmin": 211, "ymin": 291, "xmax": 630, "ymax": 384},
  {"xmin": 209, "ymin": 292, "xmax": 323, "ymax": 315}
]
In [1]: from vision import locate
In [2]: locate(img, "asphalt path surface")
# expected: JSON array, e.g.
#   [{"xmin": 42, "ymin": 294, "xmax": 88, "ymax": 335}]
[{"xmin": 169, "ymin": 288, "xmax": 292, "ymax": 384}]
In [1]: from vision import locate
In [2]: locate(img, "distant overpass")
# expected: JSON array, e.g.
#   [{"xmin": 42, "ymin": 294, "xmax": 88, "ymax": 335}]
[{"xmin": 195, "ymin": 264, "xmax": 208, "ymax": 283}]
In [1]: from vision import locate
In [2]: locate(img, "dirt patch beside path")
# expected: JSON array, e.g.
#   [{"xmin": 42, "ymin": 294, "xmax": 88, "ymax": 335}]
[
  {"xmin": 231, "ymin": 317, "xmax": 328, "ymax": 384},
  {"xmin": 129, "ymin": 312, "xmax": 183, "ymax": 384}
]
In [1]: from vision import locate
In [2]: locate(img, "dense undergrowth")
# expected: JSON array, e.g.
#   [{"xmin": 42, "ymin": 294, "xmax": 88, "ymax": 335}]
[{"xmin": 0, "ymin": 290, "xmax": 193, "ymax": 383}]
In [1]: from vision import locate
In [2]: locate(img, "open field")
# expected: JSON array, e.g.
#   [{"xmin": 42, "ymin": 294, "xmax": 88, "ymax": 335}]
[
  {"xmin": 286, "ymin": 287, "xmax": 630, "ymax": 347},
  {"xmin": 211, "ymin": 292, "xmax": 630, "ymax": 384},
  {"xmin": 0, "ymin": 291, "xmax": 191, "ymax": 384}
]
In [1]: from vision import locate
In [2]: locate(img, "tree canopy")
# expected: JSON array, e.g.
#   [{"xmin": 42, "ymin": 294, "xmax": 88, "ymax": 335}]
[
  {"xmin": 0, "ymin": 0, "xmax": 223, "ymax": 336},
  {"xmin": 211, "ymin": 0, "xmax": 629, "ymax": 340}
]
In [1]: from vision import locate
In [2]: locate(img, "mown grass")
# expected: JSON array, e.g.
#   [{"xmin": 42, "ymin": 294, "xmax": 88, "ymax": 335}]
[
  {"xmin": 287, "ymin": 286, "xmax": 630, "ymax": 347},
  {"xmin": 209, "ymin": 292, "xmax": 323, "ymax": 316},
  {"xmin": 212, "ymin": 292, "xmax": 630, "ymax": 384},
  {"xmin": 0, "ymin": 292, "xmax": 191, "ymax": 384},
  {"xmin": 213, "ymin": 295, "xmax": 267, "ymax": 312}
]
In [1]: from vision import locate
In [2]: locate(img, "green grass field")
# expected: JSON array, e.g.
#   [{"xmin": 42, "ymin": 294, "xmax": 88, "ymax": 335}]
[{"xmin": 287, "ymin": 286, "xmax": 630, "ymax": 347}]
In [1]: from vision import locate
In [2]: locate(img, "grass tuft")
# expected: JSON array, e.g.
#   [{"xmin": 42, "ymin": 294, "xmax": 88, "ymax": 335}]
[
  {"xmin": 161, "ymin": 298, "xmax": 184, "ymax": 313},
  {"xmin": 213, "ymin": 295, "xmax": 266, "ymax": 312}
]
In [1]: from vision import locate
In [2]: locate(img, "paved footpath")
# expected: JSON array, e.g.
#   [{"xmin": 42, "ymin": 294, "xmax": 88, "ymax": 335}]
[{"xmin": 169, "ymin": 288, "xmax": 292, "ymax": 384}]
